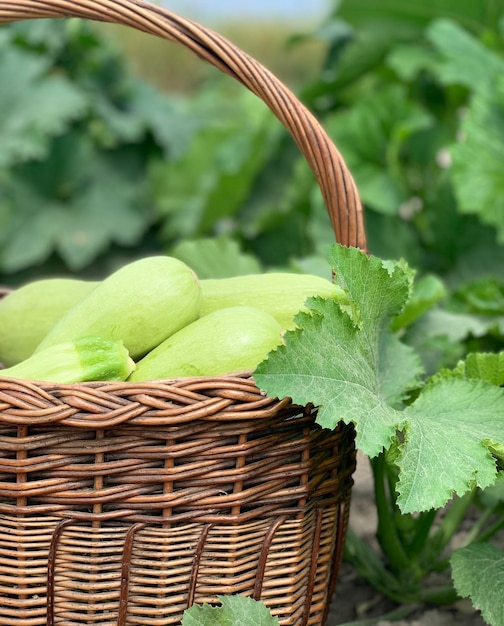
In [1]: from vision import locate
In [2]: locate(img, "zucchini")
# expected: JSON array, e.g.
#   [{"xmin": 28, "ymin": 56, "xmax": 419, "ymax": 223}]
[
  {"xmin": 36, "ymin": 256, "xmax": 202, "ymax": 359},
  {"xmin": 199, "ymin": 272, "xmax": 346, "ymax": 330},
  {"xmin": 0, "ymin": 336, "xmax": 135, "ymax": 383},
  {"xmin": 0, "ymin": 278, "xmax": 98, "ymax": 367},
  {"xmin": 129, "ymin": 306, "xmax": 283, "ymax": 381}
]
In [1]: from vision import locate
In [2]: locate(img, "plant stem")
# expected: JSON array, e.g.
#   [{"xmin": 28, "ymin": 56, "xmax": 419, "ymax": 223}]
[
  {"xmin": 343, "ymin": 529, "xmax": 403, "ymax": 599},
  {"xmin": 371, "ymin": 453, "xmax": 411, "ymax": 575},
  {"xmin": 406, "ymin": 508, "xmax": 438, "ymax": 558},
  {"xmin": 425, "ymin": 490, "xmax": 474, "ymax": 565},
  {"xmin": 460, "ymin": 506, "xmax": 494, "ymax": 546},
  {"xmin": 471, "ymin": 513, "xmax": 504, "ymax": 545},
  {"xmin": 344, "ymin": 528, "xmax": 460, "ymax": 606},
  {"xmin": 418, "ymin": 584, "xmax": 459, "ymax": 605}
]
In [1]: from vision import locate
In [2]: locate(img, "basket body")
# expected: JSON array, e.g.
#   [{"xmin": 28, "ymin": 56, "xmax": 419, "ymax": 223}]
[{"xmin": 0, "ymin": 375, "xmax": 355, "ymax": 625}]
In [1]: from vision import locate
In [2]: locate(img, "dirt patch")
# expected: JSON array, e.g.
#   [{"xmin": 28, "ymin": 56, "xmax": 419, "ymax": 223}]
[{"xmin": 327, "ymin": 453, "xmax": 487, "ymax": 626}]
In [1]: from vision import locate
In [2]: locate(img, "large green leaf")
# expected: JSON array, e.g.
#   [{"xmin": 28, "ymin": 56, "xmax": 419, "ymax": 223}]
[
  {"xmin": 451, "ymin": 544, "xmax": 504, "ymax": 626},
  {"xmin": 0, "ymin": 45, "xmax": 86, "ymax": 167},
  {"xmin": 449, "ymin": 77, "xmax": 504, "ymax": 243},
  {"xmin": 256, "ymin": 245, "xmax": 504, "ymax": 513},
  {"xmin": 426, "ymin": 18, "xmax": 504, "ymax": 91},
  {"xmin": 255, "ymin": 245, "xmax": 420, "ymax": 458},
  {"xmin": 476, "ymin": 351, "xmax": 504, "ymax": 383},
  {"xmin": 1, "ymin": 135, "xmax": 150, "ymax": 272},
  {"xmin": 397, "ymin": 378, "xmax": 504, "ymax": 511},
  {"xmin": 431, "ymin": 352, "xmax": 504, "ymax": 387}
]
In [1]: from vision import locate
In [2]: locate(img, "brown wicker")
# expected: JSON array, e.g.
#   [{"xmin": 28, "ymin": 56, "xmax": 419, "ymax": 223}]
[{"xmin": 0, "ymin": 1, "xmax": 366, "ymax": 624}]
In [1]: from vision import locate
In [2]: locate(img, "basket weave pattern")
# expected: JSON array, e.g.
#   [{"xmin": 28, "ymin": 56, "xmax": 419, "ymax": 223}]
[
  {"xmin": 0, "ymin": 376, "xmax": 355, "ymax": 625},
  {"xmin": 0, "ymin": 0, "xmax": 365, "ymax": 624}
]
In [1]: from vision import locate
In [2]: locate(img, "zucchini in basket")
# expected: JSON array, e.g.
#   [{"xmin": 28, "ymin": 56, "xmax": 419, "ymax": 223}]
[
  {"xmin": 199, "ymin": 272, "xmax": 347, "ymax": 330},
  {"xmin": 0, "ymin": 336, "xmax": 135, "ymax": 383},
  {"xmin": 0, "ymin": 278, "xmax": 99, "ymax": 367},
  {"xmin": 36, "ymin": 256, "xmax": 202, "ymax": 360},
  {"xmin": 129, "ymin": 305, "xmax": 283, "ymax": 381}
]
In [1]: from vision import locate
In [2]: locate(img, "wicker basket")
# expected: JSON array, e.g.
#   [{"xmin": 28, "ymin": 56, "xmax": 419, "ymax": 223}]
[{"xmin": 0, "ymin": 1, "xmax": 367, "ymax": 624}]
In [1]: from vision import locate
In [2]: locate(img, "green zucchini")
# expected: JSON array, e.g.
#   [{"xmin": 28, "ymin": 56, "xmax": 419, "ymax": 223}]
[
  {"xmin": 0, "ymin": 278, "xmax": 99, "ymax": 367},
  {"xmin": 129, "ymin": 306, "xmax": 283, "ymax": 381},
  {"xmin": 36, "ymin": 256, "xmax": 202, "ymax": 359},
  {"xmin": 0, "ymin": 336, "xmax": 135, "ymax": 383},
  {"xmin": 199, "ymin": 272, "xmax": 346, "ymax": 330}
]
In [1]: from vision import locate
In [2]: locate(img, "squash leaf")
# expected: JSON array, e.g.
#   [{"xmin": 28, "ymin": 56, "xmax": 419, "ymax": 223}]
[
  {"xmin": 449, "ymin": 77, "xmax": 504, "ymax": 243},
  {"xmin": 255, "ymin": 244, "xmax": 420, "ymax": 458},
  {"xmin": 0, "ymin": 44, "xmax": 86, "ymax": 168},
  {"xmin": 171, "ymin": 236, "xmax": 261, "ymax": 279},
  {"xmin": 182, "ymin": 595, "xmax": 279, "ymax": 626},
  {"xmin": 397, "ymin": 378, "xmax": 503, "ymax": 511},
  {"xmin": 451, "ymin": 544, "xmax": 504, "ymax": 626},
  {"xmin": 426, "ymin": 18, "xmax": 504, "ymax": 91},
  {"xmin": 255, "ymin": 244, "xmax": 504, "ymax": 513},
  {"xmin": 1, "ymin": 134, "xmax": 149, "ymax": 272}
]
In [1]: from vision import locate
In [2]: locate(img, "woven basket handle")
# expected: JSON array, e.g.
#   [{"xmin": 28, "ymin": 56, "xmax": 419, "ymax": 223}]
[{"xmin": 0, "ymin": 0, "xmax": 366, "ymax": 251}]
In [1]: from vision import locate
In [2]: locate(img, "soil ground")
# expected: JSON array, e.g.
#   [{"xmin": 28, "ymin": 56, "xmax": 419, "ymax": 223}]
[{"xmin": 326, "ymin": 453, "xmax": 488, "ymax": 626}]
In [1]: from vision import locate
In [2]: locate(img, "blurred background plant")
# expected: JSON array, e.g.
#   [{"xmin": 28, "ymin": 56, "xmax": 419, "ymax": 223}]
[{"xmin": 0, "ymin": 0, "xmax": 503, "ymax": 620}]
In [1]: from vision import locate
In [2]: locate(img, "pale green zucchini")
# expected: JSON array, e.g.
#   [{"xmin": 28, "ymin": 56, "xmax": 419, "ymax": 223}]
[
  {"xmin": 129, "ymin": 305, "xmax": 283, "ymax": 381},
  {"xmin": 0, "ymin": 278, "xmax": 99, "ymax": 367},
  {"xmin": 0, "ymin": 336, "xmax": 135, "ymax": 383},
  {"xmin": 199, "ymin": 272, "xmax": 346, "ymax": 330},
  {"xmin": 36, "ymin": 256, "xmax": 202, "ymax": 359}
]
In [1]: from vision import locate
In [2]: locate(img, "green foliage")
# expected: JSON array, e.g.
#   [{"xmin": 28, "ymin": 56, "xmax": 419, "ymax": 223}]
[
  {"xmin": 391, "ymin": 274, "xmax": 447, "ymax": 330},
  {"xmin": 0, "ymin": 41, "xmax": 86, "ymax": 168},
  {"xmin": 256, "ymin": 245, "xmax": 504, "ymax": 513},
  {"xmin": 182, "ymin": 595, "xmax": 279, "ymax": 626},
  {"xmin": 324, "ymin": 85, "xmax": 432, "ymax": 216},
  {"xmin": 335, "ymin": 0, "xmax": 500, "ymax": 34},
  {"xmin": 452, "ymin": 544, "xmax": 504, "ymax": 626},
  {"xmin": 425, "ymin": 18, "xmax": 503, "ymax": 89},
  {"xmin": 2, "ymin": 134, "xmax": 149, "ymax": 271},
  {"xmin": 293, "ymin": 4, "xmax": 504, "ymax": 291},
  {"xmin": 397, "ymin": 378, "xmax": 503, "ymax": 512},
  {"xmin": 301, "ymin": 3, "xmax": 504, "ymax": 384},
  {"xmin": 171, "ymin": 236, "xmax": 261, "ymax": 279},
  {"xmin": 2, "ymin": 3, "xmax": 504, "ymax": 291},
  {"xmin": 256, "ymin": 244, "xmax": 504, "ymax": 613},
  {"xmin": 432, "ymin": 352, "xmax": 504, "ymax": 386},
  {"xmin": 0, "ymin": 18, "xmax": 200, "ymax": 279},
  {"xmin": 450, "ymin": 78, "xmax": 504, "ymax": 241},
  {"xmin": 150, "ymin": 87, "xmax": 281, "ymax": 242},
  {"xmin": 256, "ymin": 246, "xmax": 421, "ymax": 458}
]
